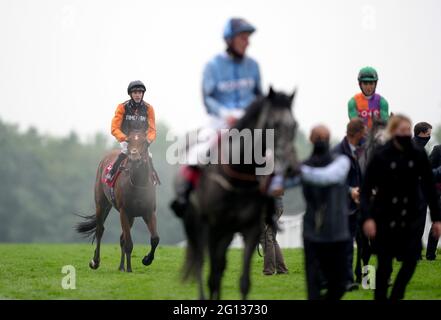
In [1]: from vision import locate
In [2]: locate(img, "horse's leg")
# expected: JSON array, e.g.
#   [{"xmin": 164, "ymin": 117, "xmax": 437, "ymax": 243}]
[
  {"xmin": 90, "ymin": 180, "xmax": 112, "ymax": 270},
  {"xmin": 90, "ymin": 205, "xmax": 111, "ymax": 269},
  {"xmin": 197, "ymin": 267, "xmax": 205, "ymax": 300},
  {"xmin": 141, "ymin": 212, "xmax": 160, "ymax": 266},
  {"xmin": 208, "ymin": 231, "xmax": 234, "ymax": 300},
  {"xmin": 118, "ymin": 233, "xmax": 125, "ymax": 271},
  {"xmin": 182, "ymin": 202, "xmax": 206, "ymax": 300},
  {"xmin": 240, "ymin": 226, "xmax": 261, "ymax": 300},
  {"xmin": 120, "ymin": 210, "xmax": 134, "ymax": 272}
]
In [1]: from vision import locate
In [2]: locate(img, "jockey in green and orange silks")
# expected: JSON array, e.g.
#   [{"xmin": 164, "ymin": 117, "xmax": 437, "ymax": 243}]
[{"xmin": 348, "ymin": 67, "xmax": 389, "ymax": 129}]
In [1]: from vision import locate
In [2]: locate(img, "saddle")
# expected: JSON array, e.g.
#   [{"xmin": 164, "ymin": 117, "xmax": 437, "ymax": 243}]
[
  {"xmin": 102, "ymin": 158, "xmax": 161, "ymax": 187},
  {"xmin": 102, "ymin": 159, "xmax": 127, "ymax": 188}
]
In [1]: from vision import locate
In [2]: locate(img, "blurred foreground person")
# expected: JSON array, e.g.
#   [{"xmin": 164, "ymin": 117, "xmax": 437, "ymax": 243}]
[
  {"xmin": 333, "ymin": 118, "xmax": 366, "ymax": 291},
  {"xmin": 301, "ymin": 125, "xmax": 351, "ymax": 300},
  {"xmin": 360, "ymin": 114, "xmax": 441, "ymax": 300},
  {"xmin": 170, "ymin": 17, "xmax": 262, "ymax": 217}
]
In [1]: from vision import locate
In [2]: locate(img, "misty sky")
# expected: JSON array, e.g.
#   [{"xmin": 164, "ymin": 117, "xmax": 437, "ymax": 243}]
[{"xmin": 0, "ymin": 0, "xmax": 440, "ymax": 142}]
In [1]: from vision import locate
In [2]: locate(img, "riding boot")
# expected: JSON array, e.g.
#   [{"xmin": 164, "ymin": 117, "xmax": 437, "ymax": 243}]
[
  {"xmin": 106, "ymin": 153, "xmax": 127, "ymax": 181},
  {"xmin": 170, "ymin": 178, "xmax": 193, "ymax": 218}
]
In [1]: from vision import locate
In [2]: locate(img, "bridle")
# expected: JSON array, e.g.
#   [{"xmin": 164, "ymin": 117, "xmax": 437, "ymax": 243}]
[{"xmin": 127, "ymin": 136, "xmax": 150, "ymax": 188}]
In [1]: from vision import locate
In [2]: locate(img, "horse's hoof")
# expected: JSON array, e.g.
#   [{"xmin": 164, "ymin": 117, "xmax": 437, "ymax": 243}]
[
  {"xmin": 142, "ymin": 254, "xmax": 154, "ymax": 266},
  {"xmin": 127, "ymin": 268, "xmax": 132, "ymax": 273},
  {"xmin": 119, "ymin": 266, "xmax": 125, "ymax": 272},
  {"xmin": 89, "ymin": 259, "xmax": 99, "ymax": 270}
]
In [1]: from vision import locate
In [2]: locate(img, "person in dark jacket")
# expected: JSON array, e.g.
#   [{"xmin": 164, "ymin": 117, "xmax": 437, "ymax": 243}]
[
  {"xmin": 410, "ymin": 122, "xmax": 441, "ymax": 260},
  {"xmin": 412, "ymin": 122, "xmax": 435, "ymax": 259},
  {"xmin": 105, "ymin": 80, "xmax": 157, "ymax": 183},
  {"xmin": 332, "ymin": 118, "xmax": 366, "ymax": 291},
  {"xmin": 413, "ymin": 122, "xmax": 432, "ymax": 149},
  {"xmin": 301, "ymin": 125, "xmax": 351, "ymax": 300},
  {"xmin": 360, "ymin": 114, "xmax": 441, "ymax": 300},
  {"xmin": 427, "ymin": 143, "xmax": 441, "ymax": 260}
]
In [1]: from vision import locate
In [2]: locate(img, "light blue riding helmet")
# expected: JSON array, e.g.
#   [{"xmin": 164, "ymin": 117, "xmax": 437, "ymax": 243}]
[{"xmin": 223, "ymin": 18, "xmax": 256, "ymax": 41}]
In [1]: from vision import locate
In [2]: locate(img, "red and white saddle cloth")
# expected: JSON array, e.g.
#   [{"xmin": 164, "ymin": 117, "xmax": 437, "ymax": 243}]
[{"xmin": 102, "ymin": 163, "xmax": 123, "ymax": 188}]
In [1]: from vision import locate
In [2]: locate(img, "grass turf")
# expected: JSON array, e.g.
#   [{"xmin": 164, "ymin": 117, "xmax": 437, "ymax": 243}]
[{"xmin": 0, "ymin": 244, "xmax": 440, "ymax": 300}]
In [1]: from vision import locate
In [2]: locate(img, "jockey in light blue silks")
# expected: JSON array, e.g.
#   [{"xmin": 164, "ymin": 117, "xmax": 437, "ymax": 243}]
[
  {"xmin": 170, "ymin": 17, "xmax": 263, "ymax": 217},
  {"xmin": 202, "ymin": 18, "xmax": 262, "ymax": 129}
]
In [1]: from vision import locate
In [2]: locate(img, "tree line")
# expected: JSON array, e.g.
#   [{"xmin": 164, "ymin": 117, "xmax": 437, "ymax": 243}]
[{"xmin": 0, "ymin": 117, "xmax": 330, "ymax": 244}]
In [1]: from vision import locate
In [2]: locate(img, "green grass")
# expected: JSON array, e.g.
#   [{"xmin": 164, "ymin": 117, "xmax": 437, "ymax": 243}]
[{"xmin": 0, "ymin": 244, "xmax": 440, "ymax": 300}]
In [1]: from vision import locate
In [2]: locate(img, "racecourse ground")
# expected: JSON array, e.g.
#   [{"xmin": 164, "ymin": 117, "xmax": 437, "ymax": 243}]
[{"xmin": 0, "ymin": 244, "xmax": 440, "ymax": 300}]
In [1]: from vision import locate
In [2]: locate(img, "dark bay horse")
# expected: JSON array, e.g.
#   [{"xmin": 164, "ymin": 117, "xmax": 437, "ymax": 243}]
[
  {"xmin": 354, "ymin": 118, "xmax": 387, "ymax": 283},
  {"xmin": 76, "ymin": 130, "xmax": 159, "ymax": 272},
  {"xmin": 176, "ymin": 88, "xmax": 298, "ymax": 299}
]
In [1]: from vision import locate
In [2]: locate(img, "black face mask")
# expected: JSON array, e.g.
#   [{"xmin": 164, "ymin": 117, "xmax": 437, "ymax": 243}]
[
  {"xmin": 305, "ymin": 140, "xmax": 332, "ymax": 167},
  {"xmin": 394, "ymin": 135, "xmax": 413, "ymax": 149},
  {"xmin": 358, "ymin": 136, "xmax": 367, "ymax": 147},
  {"xmin": 313, "ymin": 140, "xmax": 330, "ymax": 155},
  {"xmin": 414, "ymin": 136, "xmax": 431, "ymax": 147}
]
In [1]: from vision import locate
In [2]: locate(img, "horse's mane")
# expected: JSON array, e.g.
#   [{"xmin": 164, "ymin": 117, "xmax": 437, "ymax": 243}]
[
  {"xmin": 233, "ymin": 97, "xmax": 266, "ymax": 131},
  {"xmin": 234, "ymin": 91, "xmax": 293, "ymax": 131},
  {"xmin": 367, "ymin": 118, "xmax": 388, "ymax": 144}
]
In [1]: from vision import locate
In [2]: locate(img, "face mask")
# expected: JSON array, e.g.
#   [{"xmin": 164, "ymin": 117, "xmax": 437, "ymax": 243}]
[
  {"xmin": 358, "ymin": 136, "xmax": 367, "ymax": 147},
  {"xmin": 313, "ymin": 140, "xmax": 330, "ymax": 155},
  {"xmin": 394, "ymin": 135, "xmax": 412, "ymax": 149},
  {"xmin": 415, "ymin": 136, "xmax": 430, "ymax": 147}
]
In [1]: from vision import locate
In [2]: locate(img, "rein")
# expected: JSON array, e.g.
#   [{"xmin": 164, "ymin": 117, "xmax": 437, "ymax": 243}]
[{"xmin": 127, "ymin": 149, "xmax": 151, "ymax": 189}]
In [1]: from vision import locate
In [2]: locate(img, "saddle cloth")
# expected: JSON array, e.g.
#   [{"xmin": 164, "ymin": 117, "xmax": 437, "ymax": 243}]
[{"xmin": 102, "ymin": 163, "xmax": 123, "ymax": 188}]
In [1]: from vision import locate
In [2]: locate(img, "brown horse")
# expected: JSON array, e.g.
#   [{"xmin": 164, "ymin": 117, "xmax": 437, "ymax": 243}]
[{"xmin": 76, "ymin": 130, "xmax": 159, "ymax": 272}]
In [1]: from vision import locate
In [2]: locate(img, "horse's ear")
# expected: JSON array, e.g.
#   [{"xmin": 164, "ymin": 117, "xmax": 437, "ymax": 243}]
[
  {"xmin": 268, "ymin": 86, "xmax": 275, "ymax": 99},
  {"xmin": 290, "ymin": 87, "xmax": 297, "ymax": 102}
]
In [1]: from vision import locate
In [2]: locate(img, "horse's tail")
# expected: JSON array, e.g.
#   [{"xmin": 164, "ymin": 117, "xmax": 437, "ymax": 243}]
[
  {"xmin": 75, "ymin": 214, "xmax": 97, "ymax": 243},
  {"xmin": 181, "ymin": 205, "xmax": 206, "ymax": 282}
]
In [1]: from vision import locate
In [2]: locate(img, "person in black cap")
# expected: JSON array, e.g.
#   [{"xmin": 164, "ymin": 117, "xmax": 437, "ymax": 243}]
[{"xmin": 105, "ymin": 80, "xmax": 158, "ymax": 183}]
